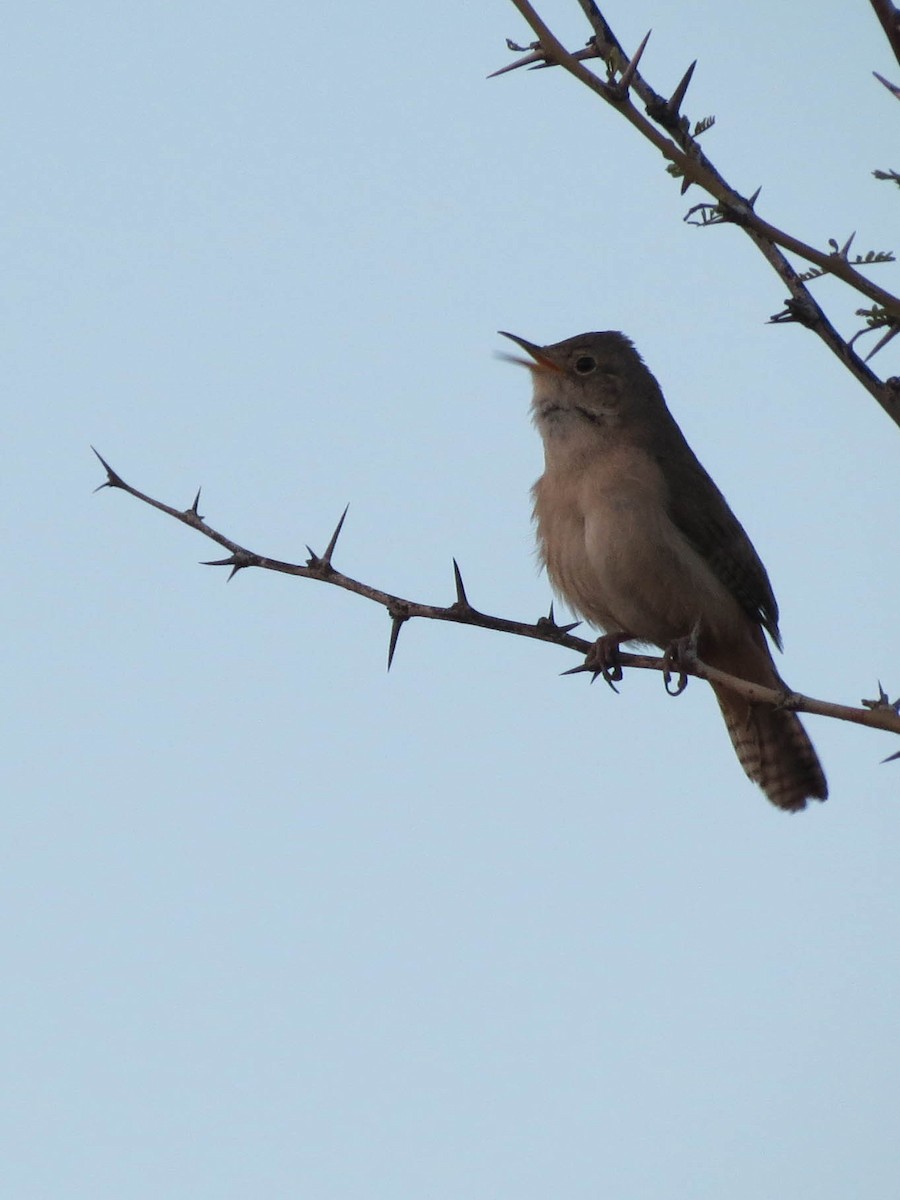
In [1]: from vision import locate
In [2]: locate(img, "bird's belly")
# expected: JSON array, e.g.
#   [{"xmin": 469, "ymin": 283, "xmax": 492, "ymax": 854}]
[{"xmin": 538, "ymin": 490, "xmax": 743, "ymax": 648}]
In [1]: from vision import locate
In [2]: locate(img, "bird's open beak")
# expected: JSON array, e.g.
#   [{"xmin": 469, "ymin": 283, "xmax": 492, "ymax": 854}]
[{"xmin": 497, "ymin": 331, "xmax": 561, "ymax": 373}]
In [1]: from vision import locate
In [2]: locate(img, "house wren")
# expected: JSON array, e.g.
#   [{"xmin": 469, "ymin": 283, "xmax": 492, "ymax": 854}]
[{"xmin": 501, "ymin": 330, "xmax": 827, "ymax": 812}]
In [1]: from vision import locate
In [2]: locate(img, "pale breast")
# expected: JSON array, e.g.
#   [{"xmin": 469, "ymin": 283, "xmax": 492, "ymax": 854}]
[{"xmin": 533, "ymin": 445, "xmax": 746, "ymax": 646}]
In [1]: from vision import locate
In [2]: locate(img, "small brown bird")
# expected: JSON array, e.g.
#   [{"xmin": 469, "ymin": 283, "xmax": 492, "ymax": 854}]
[{"xmin": 501, "ymin": 330, "xmax": 827, "ymax": 812}]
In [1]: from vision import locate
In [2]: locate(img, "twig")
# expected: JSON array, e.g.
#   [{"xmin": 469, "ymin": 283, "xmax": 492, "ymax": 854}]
[
  {"xmin": 92, "ymin": 449, "xmax": 900, "ymax": 743},
  {"xmin": 496, "ymin": 1, "xmax": 900, "ymax": 428},
  {"xmin": 869, "ymin": 0, "xmax": 900, "ymax": 69}
]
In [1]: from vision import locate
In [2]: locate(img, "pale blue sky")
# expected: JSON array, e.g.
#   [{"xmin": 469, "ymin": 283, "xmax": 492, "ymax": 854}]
[{"xmin": 5, "ymin": 2, "xmax": 900, "ymax": 1197}]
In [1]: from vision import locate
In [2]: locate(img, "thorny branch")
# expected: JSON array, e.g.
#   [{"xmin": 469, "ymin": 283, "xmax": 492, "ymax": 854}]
[
  {"xmin": 869, "ymin": 0, "xmax": 900, "ymax": 69},
  {"xmin": 92, "ymin": 449, "xmax": 900, "ymax": 747},
  {"xmin": 493, "ymin": 0, "xmax": 900, "ymax": 429}
]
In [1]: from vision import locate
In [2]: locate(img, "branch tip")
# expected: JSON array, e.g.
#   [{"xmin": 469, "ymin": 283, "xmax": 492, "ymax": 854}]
[{"xmin": 91, "ymin": 446, "xmax": 127, "ymax": 492}]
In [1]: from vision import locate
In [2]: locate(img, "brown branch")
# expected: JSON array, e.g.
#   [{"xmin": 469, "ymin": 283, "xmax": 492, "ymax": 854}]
[
  {"xmin": 870, "ymin": 0, "xmax": 900, "ymax": 69},
  {"xmin": 92, "ymin": 449, "xmax": 900, "ymax": 744},
  {"xmin": 499, "ymin": 1, "xmax": 900, "ymax": 429}
]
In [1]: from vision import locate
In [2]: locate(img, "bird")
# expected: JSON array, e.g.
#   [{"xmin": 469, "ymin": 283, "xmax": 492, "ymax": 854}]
[{"xmin": 500, "ymin": 329, "xmax": 827, "ymax": 812}]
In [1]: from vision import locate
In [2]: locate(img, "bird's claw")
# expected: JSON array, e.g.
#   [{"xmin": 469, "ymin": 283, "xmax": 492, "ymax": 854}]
[
  {"xmin": 661, "ymin": 627, "xmax": 700, "ymax": 696},
  {"xmin": 562, "ymin": 632, "xmax": 633, "ymax": 692}
]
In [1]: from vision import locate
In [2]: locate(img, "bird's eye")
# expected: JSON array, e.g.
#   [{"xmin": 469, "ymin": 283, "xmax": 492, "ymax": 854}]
[{"xmin": 574, "ymin": 356, "xmax": 596, "ymax": 374}]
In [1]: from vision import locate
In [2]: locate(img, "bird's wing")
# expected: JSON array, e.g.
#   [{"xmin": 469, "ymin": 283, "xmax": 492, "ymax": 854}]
[{"xmin": 659, "ymin": 431, "xmax": 782, "ymax": 648}]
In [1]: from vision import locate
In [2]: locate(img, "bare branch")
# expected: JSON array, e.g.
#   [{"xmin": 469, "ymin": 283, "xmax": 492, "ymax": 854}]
[
  {"xmin": 495, "ymin": 3, "xmax": 900, "ymax": 428},
  {"xmin": 93, "ymin": 451, "xmax": 900, "ymax": 746},
  {"xmin": 869, "ymin": 0, "xmax": 900, "ymax": 69}
]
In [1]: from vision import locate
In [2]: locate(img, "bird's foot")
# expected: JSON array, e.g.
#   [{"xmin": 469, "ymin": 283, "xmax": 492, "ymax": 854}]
[
  {"xmin": 563, "ymin": 631, "xmax": 633, "ymax": 692},
  {"xmin": 661, "ymin": 623, "xmax": 701, "ymax": 697}
]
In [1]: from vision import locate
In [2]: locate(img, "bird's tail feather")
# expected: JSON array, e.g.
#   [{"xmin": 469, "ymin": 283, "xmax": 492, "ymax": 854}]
[{"xmin": 712, "ymin": 683, "xmax": 827, "ymax": 811}]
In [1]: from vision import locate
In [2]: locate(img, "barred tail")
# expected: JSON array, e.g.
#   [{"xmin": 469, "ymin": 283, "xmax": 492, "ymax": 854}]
[{"xmin": 712, "ymin": 683, "xmax": 827, "ymax": 811}]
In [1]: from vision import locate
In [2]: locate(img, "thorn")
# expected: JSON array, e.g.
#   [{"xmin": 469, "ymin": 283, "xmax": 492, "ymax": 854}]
[
  {"xmin": 680, "ymin": 175, "xmax": 693, "ymax": 196},
  {"xmin": 91, "ymin": 446, "xmax": 127, "ymax": 491},
  {"xmin": 569, "ymin": 42, "xmax": 602, "ymax": 65},
  {"xmin": 873, "ymin": 70, "xmax": 900, "ymax": 99},
  {"xmin": 387, "ymin": 613, "xmax": 406, "ymax": 670},
  {"xmin": 451, "ymin": 558, "xmax": 470, "ymax": 608},
  {"xmin": 201, "ymin": 552, "xmax": 253, "ymax": 581},
  {"xmin": 768, "ymin": 296, "xmax": 818, "ymax": 329},
  {"xmin": 839, "ymin": 231, "xmax": 856, "ymax": 259},
  {"xmin": 537, "ymin": 603, "xmax": 582, "ymax": 635},
  {"xmin": 488, "ymin": 49, "xmax": 546, "ymax": 78},
  {"xmin": 747, "ymin": 186, "xmax": 762, "ymax": 209},
  {"xmin": 190, "ymin": 487, "xmax": 203, "ymax": 518},
  {"xmin": 862, "ymin": 681, "xmax": 900, "ymax": 714},
  {"xmin": 613, "ymin": 29, "xmax": 651, "ymax": 97},
  {"xmin": 863, "ymin": 324, "xmax": 900, "ymax": 362},
  {"xmin": 540, "ymin": 614, "xmax": 580, "ymax": 633},
  {"xmin": 882, "ymin": 749, "xmax": 900, "ymax": 763},
  {"xmin": 488, "ymin": 39, "xmax": 601, "ymax": 80},
  {"xmin": 560, "ymin": 661, "xmax": 619, "ymax": 693},
  {"xmin": 322, "ymin": 504, "xmax": 349, "ymax": 565},
  {"xmin": 666, "ymin": 59, "xmax": 696, "ymax": 115},
  {"xmin": 307, "ymin": 504, "xmax": 350, "ymax": 569}
]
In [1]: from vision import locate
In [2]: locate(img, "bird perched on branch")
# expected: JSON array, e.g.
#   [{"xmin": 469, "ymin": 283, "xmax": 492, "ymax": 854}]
[{"xmin": 501, "ymin": 329, "xmax": 827, "ymax": 812}]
